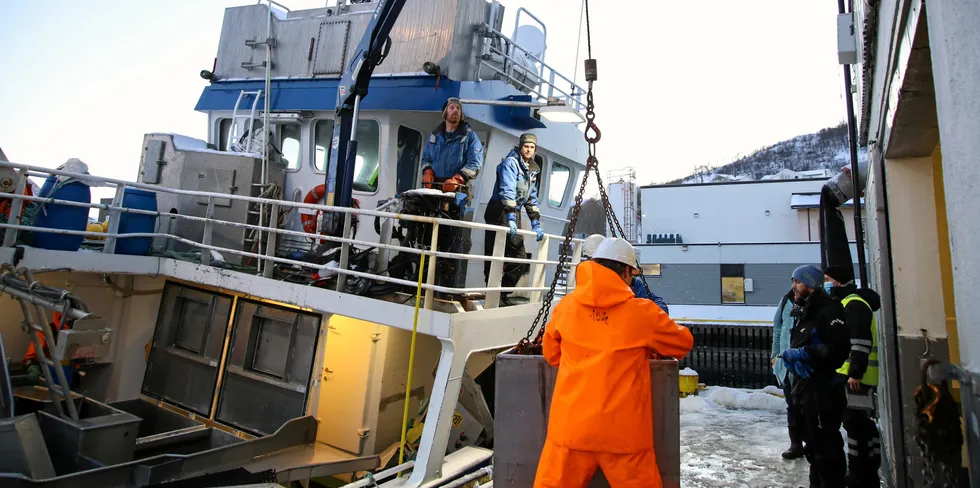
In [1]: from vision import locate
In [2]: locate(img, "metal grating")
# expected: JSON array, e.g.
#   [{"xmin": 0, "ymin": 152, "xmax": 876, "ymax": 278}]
[{"xmin": 677, "ymin": 324, "xmax": 777, "ymax": 390}]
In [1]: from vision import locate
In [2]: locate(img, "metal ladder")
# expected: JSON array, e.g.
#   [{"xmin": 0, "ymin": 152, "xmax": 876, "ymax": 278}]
[
  {"xmin": 12, "ymin": 271, "xmax": 80, "ymax": 421},
  {"xmin": 227, "ymin": 90, "xmax": 263, "ymax": 153}
]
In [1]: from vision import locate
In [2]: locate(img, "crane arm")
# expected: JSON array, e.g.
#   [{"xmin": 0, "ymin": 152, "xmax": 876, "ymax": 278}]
[{"xmin": 322, "ymin": 0, "xmax": 408, "ymax": 232}]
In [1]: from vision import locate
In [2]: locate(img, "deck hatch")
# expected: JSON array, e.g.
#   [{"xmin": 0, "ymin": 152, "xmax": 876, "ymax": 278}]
[
  {"xmin": 215, "ymin": 299, "xmax": 322, "ymax": 435},
  {"xmin": 142, "ymin": 283, "xmax": 233, "ymax": 417}
]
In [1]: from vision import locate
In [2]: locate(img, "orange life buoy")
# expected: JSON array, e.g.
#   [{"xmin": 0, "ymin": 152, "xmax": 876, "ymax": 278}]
[{"xmin": 301, "ymin": 184, "xmax": 326, "ymax": 235}]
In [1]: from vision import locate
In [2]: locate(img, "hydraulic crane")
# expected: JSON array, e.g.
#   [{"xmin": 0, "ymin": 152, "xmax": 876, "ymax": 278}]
[{"xmin": 321, "ymin": 0, "xmax": 408, "ymax": 236}]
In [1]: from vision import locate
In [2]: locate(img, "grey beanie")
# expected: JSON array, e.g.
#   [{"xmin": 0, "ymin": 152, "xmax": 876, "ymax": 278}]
[{"xmin": 792, "ymin": 265, "xmax": 824, "ymax": 290}]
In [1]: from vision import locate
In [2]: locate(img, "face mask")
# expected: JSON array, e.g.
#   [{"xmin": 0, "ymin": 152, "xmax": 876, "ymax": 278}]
[{"xmin": 824, "ymin": 282, "xmax": 834, "ymax": 294}]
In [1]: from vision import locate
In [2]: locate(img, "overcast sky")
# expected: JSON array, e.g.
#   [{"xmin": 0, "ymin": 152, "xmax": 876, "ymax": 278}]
[{"xmin": 0, "ymin": 0, "xmax": 847, "ymax": 190}]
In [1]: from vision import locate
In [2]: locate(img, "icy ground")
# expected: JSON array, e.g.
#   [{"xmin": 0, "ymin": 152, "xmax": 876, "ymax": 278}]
[{"xmin": 679, "ymin": 386, "xmax": 810, "ymax": 488}]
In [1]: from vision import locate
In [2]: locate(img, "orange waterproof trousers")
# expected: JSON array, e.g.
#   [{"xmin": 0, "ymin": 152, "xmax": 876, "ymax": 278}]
[{"xmin": 533, "ymin": 441, "xmax": 662, "ymax": 488}]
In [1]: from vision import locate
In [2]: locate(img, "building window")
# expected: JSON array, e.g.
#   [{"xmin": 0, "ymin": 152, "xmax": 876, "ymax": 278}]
[
  {"xmin": 279, "ymin": 123, "xmax": 302, "ymax": 171},
  {"xmin": 640, "ymin": 264, "xmax": 662, "ymax": 276},
  {"xmin": 313, "ymin": 120, "xmax": 381, "ymax": 193},
  {"xmin": 548, "ymin": 161, "xmax": 572, "ymax": 207},
  {"xmin": 721, "ymin": 264, "xmax": 745, "ymax": 304}
]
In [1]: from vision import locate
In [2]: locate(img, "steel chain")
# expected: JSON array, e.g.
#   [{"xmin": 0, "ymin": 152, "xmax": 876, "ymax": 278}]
[
  {"xmin": 515, "ymin": 152, "xmax": 593, "ymax": 353},
  {"xmin": 914, "ymin": 361, "xmax": 965, "ymax": 488},
  {"xmin": 515, "ymin": 0, "xmax": 653, "ymax": 352}
]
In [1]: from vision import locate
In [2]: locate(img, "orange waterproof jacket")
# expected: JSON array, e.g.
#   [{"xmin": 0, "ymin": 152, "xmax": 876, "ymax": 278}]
[
  {"xmin": 543, "ymin": 261, "xmax": 694, "ymax": 453},
  {"xmin": 23, "ymin": 312, "xmax": 67, "ymax": 365}
]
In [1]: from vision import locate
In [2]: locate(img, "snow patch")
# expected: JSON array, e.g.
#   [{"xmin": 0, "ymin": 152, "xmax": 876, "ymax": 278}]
[
  {"xmin": 704, "ymin": 387, "xmax": 786, "ymax": 413},
  {"xmin": 679, "ymin": 395, "xmax": 705, "ymax": 413},
  {"xmin": 761, "ymin": 385, "xmax": 784, "ymax": 397},
  {"xmin": 679, "ymin": 367, "xmax": 699, "ymax": 377}
]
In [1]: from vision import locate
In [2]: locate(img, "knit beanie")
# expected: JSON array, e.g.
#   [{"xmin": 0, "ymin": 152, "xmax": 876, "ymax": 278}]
[
  {"xmin": 519, "ymin": 132, "xmax": 537, "ymax": 146},
  {"xmin": 823, "ymin": 264, "xmax": 853, "ymax": 285},
  {"xmin": 792, "ymin": 265, "xmax": 824, "ymax": 290},
  {"xmin": 442, "ymin": 97, "xmax": 463, "ymax": 121}
]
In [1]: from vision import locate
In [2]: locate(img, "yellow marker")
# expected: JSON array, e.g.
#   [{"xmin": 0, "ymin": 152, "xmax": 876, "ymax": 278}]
[{"xmin": 398, "ymin": 253, "xmax": 426, "ymax": 469}]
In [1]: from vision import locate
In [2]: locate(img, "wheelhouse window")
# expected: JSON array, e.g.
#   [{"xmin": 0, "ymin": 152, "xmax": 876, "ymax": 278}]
[
  {"xmin": 279, "ymin": 123, "xmax": 302, "ymax": 170},
  {"xmin": 314, "ymin": 120, "xmax": 335, "ymax": 172},
  {"xmin": 217, "ymin": 119, "xmax": 232, "ymax": 151},
  {"xmin": 396, "ymin": 126, "xmax": 423, "ymax": 194},
  {"xmin": 314, "ymin": 120, "xmax": 381, "ymax": 192},
  {"xmin": 721, "ymin": 264, "xmax": 745, "ymax": 304},
  {"xmin": 549, "ymin": 161, "xmax": 572, "ymax": 207}
]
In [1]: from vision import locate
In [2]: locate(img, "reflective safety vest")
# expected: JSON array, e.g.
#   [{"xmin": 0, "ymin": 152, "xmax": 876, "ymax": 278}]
[{"xmin": 836, "ymin": 294, "xmax": 879, "ymax": 386}]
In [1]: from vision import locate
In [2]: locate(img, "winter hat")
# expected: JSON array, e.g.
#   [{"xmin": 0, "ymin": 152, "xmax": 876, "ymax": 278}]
[
  {"xmin": 519, "ymin": 132, "xmax": 537, "ymax": 146},
  {"xmin": 792, "ymin": 265, "xmax": 824, "ymax": 290},
  {"xmin": 823, "ymin": 264, "xmax": 853, "ymax": 285},
  {"xmin": 442, "ymin": 97, "xmax": 463, "ymax": 121}
]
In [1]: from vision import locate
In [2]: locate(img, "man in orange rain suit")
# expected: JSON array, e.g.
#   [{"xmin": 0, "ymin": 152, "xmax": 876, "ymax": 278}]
[
  {"xmin": 23, "ymin": 312, "xmax": 78, "ymax": 386},
  {"xmin": 534, "ymin": 238, "xmax": 694, "ymax": 488}
]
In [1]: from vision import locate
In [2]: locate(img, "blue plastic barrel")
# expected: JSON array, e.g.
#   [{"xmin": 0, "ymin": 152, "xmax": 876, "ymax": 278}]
[
  {"xmin": 32, "ymin": 176, "xmax": 91, "ymax": 251},
  {"xmin": 115, "ymin": 188, "xmax": 158, "ymax": 255}
]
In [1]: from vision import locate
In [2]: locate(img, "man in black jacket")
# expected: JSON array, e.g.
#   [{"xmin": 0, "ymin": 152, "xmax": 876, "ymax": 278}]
[
  {"xmin": 781, "ymin": 265, "xmax": 850, "ymax": 487},
  {"xmin": 824, "ymin": 265, "xmax": 883, "ymax": 487}
]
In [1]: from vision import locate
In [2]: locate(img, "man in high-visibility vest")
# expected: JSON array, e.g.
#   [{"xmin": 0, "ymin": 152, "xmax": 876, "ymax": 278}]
[{"xmin": 823, "ymin": 265, "xmax": 882, "ymax": 487}]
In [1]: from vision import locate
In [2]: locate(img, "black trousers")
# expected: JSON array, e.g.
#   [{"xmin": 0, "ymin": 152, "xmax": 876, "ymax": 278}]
[
  {"xmin": 482, "ymin": 199, "xmax": 530, "ymax": 294},
  {"xmin": 795, "ymin": 378, "xmax": 847, "ymax": 488},
  {"xmin": 842, "ymin": 387, "xmax": 881, "ymax": 485},
  {"xmin": 783, "ymin": 374, "xmax": 804, "ymax": 447}
]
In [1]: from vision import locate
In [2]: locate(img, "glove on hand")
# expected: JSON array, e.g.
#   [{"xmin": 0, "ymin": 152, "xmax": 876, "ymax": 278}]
[
  {"xmin": 531, "ymin": 220, "xmax": 544, "ymax": 242},
  {"xmin": 442, "ymin": 174, "xmax": 465, "ymax": 193},
  {"xmin": 506, "ymin": 213, "xmax": 518, "ymax": 237},
  {"xmin": 26, "ymin": 364, "xmax": 42, "ymax": 385}
]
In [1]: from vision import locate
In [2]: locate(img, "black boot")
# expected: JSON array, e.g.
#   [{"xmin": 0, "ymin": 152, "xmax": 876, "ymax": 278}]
[{"xmin": 782, "ymin": 444, "xmax": 805, "ymax": 459}]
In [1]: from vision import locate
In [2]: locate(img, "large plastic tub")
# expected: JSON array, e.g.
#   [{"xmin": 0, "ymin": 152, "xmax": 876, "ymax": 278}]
[
  {"xmin": 493, "ymin": 351, "xmax": 680, "ymax": 488},
  {"xmin": 115, "ymin": 188, "xmax": 158, "ymax": 255},
  {"xmin": 31, "ymin": 176, "xmax": 91, "ymax": 251}
]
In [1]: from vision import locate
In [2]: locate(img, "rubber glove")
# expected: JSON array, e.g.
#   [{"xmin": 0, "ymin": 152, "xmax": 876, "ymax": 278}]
[
  {"xmin": 442, "ymin": 174, "xmax": 465, "ymax": 193},
  {"xmin": 421, "ymin": 168, "xmax": 435, "ymax": 189},
  {"xmin": 506, "ymin": 213, "xmax": 518, "ymax": 237},
  {"xmin": 781, "ymin": 348, "xmax": 812, "ymax": 379},
  {"xmin": 26, "ymin": 364, "xmax": 42, "ymax": 385},
  {"xmin": 531, "ymin": 220, "xmax": 544, "ymax": 242}
]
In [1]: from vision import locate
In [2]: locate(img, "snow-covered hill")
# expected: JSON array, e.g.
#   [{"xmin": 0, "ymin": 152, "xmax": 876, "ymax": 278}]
[{"xmin": 665, "ymin": 122, "xmax": 868, "ymax": 185}]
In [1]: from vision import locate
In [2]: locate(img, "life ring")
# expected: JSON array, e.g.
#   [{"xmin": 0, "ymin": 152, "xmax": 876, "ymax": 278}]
[
  {"xmin": 300, "ymin": 185, "xmax": 358, "ymax": 242},
  {"xmin": 301, "ymin": 184, "xmax": 326, "ymax": 235}
]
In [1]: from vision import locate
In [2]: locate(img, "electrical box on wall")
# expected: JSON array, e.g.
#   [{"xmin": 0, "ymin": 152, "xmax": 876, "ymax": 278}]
[
  {"xmin": 744, "ymin": 278, "xmax": 754, "ymax": 293},
  {"xmin": 838, "ymin": 13, "xmax": 858, "ymax": 65}
]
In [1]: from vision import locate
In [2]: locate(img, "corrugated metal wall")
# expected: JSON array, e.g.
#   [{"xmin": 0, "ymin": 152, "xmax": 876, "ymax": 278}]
[
  {"xmin": 744, "ymin": 263, "xmax": 800, "ymax": 305},
  {"xmin": 646, "ymin": 263, "xmax": 863, "ymax": 306},
  {"xmin": 647, "ymin": 264, "xmax": 721, "ymax": 305}
]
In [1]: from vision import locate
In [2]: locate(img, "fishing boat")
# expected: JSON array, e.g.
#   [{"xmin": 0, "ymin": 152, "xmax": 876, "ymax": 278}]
[{"xmin": 0, "ymin": 0, "xmax": 594, "ymax": 486}]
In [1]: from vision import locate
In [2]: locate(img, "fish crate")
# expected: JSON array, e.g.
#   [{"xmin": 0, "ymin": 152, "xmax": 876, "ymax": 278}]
[{"xmin": 493, "ymin": 349, "xmax": 680, "ymax": 488}]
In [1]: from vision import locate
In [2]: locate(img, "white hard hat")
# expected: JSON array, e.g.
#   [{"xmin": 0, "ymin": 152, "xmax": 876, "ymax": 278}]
[
  {"xmin": 581, "ymin": 234, "xmax": 605, "ymax": 257},
  {"xmin": 592, "ymin": 237, "xmax": 638, "ymax": 269}
]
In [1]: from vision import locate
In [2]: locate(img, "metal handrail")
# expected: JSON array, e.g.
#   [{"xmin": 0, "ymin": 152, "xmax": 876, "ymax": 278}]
[
  {"xmin": 0, "ymin": 162, "xmax": 582, "ymax": 301},
  {"xmin": 480, "ymin": 23, "xmax": 586, "ymax": 110},
  {"xmin": 5, "ymin": 162, "xmax": 547, "ymax": 240}
]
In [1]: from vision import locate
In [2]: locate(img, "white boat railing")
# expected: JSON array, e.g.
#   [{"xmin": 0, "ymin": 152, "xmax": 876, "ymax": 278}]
[
  {"xmin": 477, "ymin": 22, "xmax": 587, "ymax": 113},
  {"xmin": 0, "ymin": 161, "xmax": 582, "ymax": 309}
]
